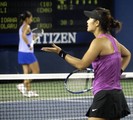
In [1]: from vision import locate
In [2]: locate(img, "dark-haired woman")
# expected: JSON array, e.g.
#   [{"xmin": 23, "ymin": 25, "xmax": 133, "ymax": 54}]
[
  {"xmin": 17, "ymin": 11, "xmax": 39, "ymax": 97},
  {"xmin": 41, "ymin": 7, "xmax": 131, "ymax": 120}
]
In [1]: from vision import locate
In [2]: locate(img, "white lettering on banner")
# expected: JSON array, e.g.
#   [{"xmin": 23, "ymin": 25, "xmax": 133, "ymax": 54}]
[{"xmin": 36, "ymin": 32, "xmax": 77, "ymax": 44}]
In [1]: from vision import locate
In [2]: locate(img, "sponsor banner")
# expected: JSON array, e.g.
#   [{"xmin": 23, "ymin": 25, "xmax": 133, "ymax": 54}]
[{"xmin": 0, "ymin": 32, "xmax": 94, "ymax": 45}]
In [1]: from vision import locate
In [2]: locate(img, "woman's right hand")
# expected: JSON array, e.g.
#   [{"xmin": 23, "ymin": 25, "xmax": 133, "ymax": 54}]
[{"xmin": 41, "ymin": 43, "xmax": 61, "ymax": 54}]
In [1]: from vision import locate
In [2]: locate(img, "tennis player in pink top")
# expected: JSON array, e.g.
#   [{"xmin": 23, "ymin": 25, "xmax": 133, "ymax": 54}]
[{"xmin": 41, "ymin": 7, "xmax": 131, "ymax": 120}]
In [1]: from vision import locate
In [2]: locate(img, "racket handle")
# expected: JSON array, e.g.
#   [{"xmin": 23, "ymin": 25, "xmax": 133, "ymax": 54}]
[
  {"xmin": 31, "ymin": 41, "xmax": 35, "ymax": 47},
  {"xmin": 121, "ymin": 69, "xmax": 124, "ymax": 74},
  {"xmin": 27, "ymin": 44, "xmax": 31, "ymax": 48}
]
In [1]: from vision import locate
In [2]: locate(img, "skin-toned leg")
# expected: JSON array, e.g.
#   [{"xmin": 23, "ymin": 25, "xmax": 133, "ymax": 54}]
[
  {"xmin": 22, "ymin": 65, "xmax": 31, "ymax": 91},
  {"xmin": 88, "ymin": 117, "xmax": 120, "ymax": 120},
  {"xmin": 27, "ymin": 61, "xmax": 40, "ymax": 90},
  {"xmin": 29, "ymin": 61, "xmax": 40, "ymax": 74},
  {"xmin": 23, "ymin": 61, "xmax": 40, "ymax": 91},
  {"xmin": 88, "ymin": 117, "xmax": 108, "ymax": 120}
]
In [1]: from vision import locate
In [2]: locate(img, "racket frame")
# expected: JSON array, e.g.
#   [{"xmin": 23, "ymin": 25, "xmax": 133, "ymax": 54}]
[
  {"xmin": 31, "ymin": 28, "xmax": 44, "ymax": 46},
  {"xmin": 64, "ymin": 68, "xmax": 93, "ymax": 94}
]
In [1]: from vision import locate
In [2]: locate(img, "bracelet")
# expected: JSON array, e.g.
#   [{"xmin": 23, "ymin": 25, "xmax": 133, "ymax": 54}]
[
  {"xmin": 58, "ymin": 50, "xmax": 67, "ymax": 59},
  {"xmin": 27, "ymin": 44, "xmax": 31, "ymax": 48},
  {"xmin": 121, "ymin": 69, "xmax": 124, "ymax": 74}
]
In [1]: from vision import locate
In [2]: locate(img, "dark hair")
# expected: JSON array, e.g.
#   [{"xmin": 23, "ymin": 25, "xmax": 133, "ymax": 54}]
[
  {"xmin": 96, "ymin": 7, "xmax": 122, "ymax": 33},
  {"xmin": 19, "ymin": 11, "xmax": 32, "ymax": 22}
]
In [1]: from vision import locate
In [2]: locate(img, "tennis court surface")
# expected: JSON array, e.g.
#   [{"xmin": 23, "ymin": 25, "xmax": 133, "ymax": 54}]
[{"xmin": 0, "ymin": 73, "xmax": 133, "ymax": 120}]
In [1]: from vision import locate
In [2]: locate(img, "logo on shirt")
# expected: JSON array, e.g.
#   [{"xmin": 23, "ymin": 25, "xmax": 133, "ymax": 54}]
[{"xmin": 92, "ymin": 109, "xmax": 97, "ymax": 112}]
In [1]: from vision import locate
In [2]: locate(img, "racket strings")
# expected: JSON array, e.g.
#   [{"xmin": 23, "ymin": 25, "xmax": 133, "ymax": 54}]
[
  {"xmin": 31, "ymin": 28, "xmax": 44, "ymax": 44},
  {"xmin": 66, "ymin": 70, "xmax": 93, "ymax": 93}
]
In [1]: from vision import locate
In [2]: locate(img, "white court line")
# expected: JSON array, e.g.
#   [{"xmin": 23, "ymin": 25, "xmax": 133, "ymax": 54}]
[
  {"xmin": 47, "ymin": 116, "xmax": 88, "ymax": 120},
  {"xmin": 1, "ymin": 96, "xmax": 133, "ymax": 104},
  {"xmin": 0, "ymin": 96, "xmax": 93, "ymax": 104}
]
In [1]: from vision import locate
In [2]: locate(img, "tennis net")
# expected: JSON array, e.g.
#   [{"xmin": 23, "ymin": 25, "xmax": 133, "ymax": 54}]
[{"xmin": 0, "ymin": 72, "xmax": 133, "ymax": 120}]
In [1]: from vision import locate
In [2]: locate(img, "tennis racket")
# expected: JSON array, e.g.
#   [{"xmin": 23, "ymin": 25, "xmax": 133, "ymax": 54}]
[
  {"xmin": 32, "ymin": 28, "xmax": 44, "ymax": 36},
  {"xmin": 64, "ymin": 68, "xmax": 94, "ymax": 94},
  {"xmin": 31, "ymin": 28, "xmax": 44, "ymax": 46}
]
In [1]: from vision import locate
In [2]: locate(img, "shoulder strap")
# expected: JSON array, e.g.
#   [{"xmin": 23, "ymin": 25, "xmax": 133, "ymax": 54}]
[{"xmin": 97, "ymin": 34, "xmax": 118, "ymax": 52}]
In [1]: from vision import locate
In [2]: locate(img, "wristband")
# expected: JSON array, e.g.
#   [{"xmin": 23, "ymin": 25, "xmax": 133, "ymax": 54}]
[
  {"xmin": 27, "ymin": 44, "xmax": 31, "ymax": 48},
  {"xmin": 58, "ymin": 50, "xmax": 67, "ymax": 59},
  {"xmin": 121, "ymin": 69, "xmax": 124, "ymax": 74}
]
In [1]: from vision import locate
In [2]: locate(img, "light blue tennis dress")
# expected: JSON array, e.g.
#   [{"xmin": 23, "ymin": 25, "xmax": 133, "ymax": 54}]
[{"xmin": 18, "ymin": 24, "xmax": 37, "ymax": 64}]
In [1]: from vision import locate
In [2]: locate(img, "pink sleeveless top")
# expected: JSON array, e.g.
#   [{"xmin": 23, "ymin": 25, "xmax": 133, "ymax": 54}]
[{"xmin": 92, "ymin": 34, "xmax": 122, "ymax": 95}]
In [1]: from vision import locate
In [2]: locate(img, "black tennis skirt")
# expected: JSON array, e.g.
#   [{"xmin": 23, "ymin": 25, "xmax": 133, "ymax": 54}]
[{"xmin": 86, "ymin": 89, "xmax": 130, "ymax": 119}]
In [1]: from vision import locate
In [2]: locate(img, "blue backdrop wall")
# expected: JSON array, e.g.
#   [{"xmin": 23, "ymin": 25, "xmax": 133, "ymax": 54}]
[
  {"xmin": 0, "ymin": 1, "xmax": 132, "ymax": 73},
  {"xmin": 114, "ymin": 0, "xmax": 133, "ymax": 72}
]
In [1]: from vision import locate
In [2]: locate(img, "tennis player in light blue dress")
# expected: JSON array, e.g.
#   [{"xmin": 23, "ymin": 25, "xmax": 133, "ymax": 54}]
[{"xmin": 17, "ymin": 11, "xmax": 39, "ymax": 97}]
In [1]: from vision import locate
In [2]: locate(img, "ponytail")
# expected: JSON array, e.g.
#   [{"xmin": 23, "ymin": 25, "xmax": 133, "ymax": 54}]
[
  {"xmin": 18, "ymin": 11, "xmax": 32, "ymax": 26},
  {"xmin": 19, "ymin": 13, "xmax": 25, "ymax": 21},
  {"xmin": 110, "ymin": 17, "xmax": 122, "ymax": 33},
  {"xmin": 95, "ymin": 7, "xmax": 122, "ymax": 33}
]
